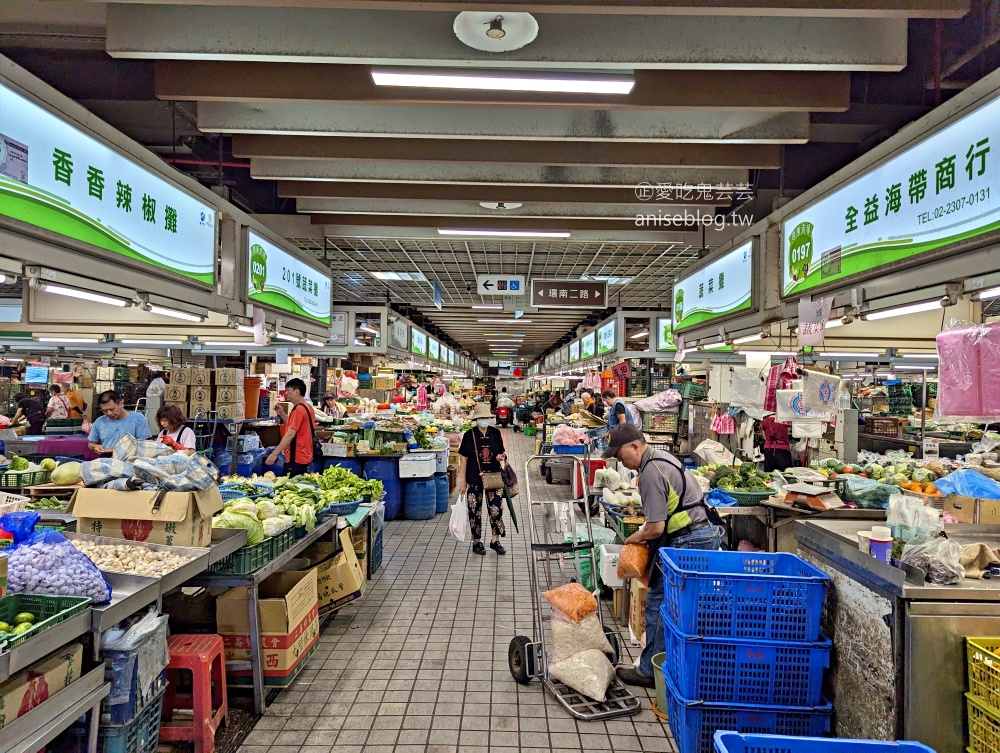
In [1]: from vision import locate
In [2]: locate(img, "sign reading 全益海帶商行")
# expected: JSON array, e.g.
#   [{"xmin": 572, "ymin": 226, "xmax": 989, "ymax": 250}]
[
  {"xmin": 0, "ymin": 83, "xmax": 217, "ymax": 284},
  {"xmin": 782, "ymin": 93, "xmax": 1000, "ymax": 298},
  {"xmin": 246, "ymin": 230, "xmax": 331, "ymax": 325}
]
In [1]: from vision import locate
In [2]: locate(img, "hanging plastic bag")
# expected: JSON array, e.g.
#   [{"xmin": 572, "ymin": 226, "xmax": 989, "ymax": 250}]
[
  {"xmin": 101, "ymin": 608, "xmax": 169, "ymax": 709},
  {"xmin": 0, "ymin": 511, "xmax": 112, "ymax": 603},
  {"xmin": 802, "ymin": 370, "xmax": 842, "ymax": 412},
  {"xmin": 791, "ymin": 420, "xmax": 824, "ymax": 439},
  {"xmin": 730, "ymin": 367, "xmax": 767, "ymax": 410},
  {"xmin": 449, "ymin": 492, "xmax": 469, "ymax": 542}
]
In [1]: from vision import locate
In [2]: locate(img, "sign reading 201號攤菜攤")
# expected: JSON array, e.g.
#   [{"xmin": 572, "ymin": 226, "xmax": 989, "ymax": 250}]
[
  {"xmin": 782, "ymin": 94, "xmax": 1000, "ymax": 299},
  {"xmin": 247, "ymin": 230, "xmax": 331, "ymax": 325},
  {"xmin": 0, "ymin": 83, "xmax": 217, "ymax": 285},
  {"xmin": 672, "ymin": 242, "xmax": 753, "ymax": 332}
]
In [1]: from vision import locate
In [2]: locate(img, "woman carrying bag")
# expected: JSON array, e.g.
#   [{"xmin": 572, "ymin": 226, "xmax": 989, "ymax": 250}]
[{"xmin": 457, "ymin": 403, "xmax": 508, "ymax": 556}]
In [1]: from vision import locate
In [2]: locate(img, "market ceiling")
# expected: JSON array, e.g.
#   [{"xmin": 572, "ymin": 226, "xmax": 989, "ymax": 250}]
[{"xmin": 3, "ymin": 0, "xmax": 994, "ymax": 361}]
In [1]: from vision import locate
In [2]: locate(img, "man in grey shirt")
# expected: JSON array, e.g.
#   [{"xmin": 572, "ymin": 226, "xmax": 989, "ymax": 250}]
[{"xmin": 603, "ymin": 424, "xmax": 723, "ymax": 688}]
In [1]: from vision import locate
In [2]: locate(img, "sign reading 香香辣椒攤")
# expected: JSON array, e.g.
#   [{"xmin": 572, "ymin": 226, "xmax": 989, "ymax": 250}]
[
  {"xmin": 782, "ymin": 94, "xmax": 1000, "ymax": 298},
  {"xmin": 246, "ymin": 230, "xmax": 331, "ymax": 324},
  {"xmin": 672, "ymin": 242, "xmax": 753, "ymax": 332},
  {"xmin": 0, "ymin": 83, "xmax": 217, "ymax": 284}
]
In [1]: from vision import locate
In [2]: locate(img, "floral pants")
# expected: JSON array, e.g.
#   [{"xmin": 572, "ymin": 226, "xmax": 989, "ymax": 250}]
[{"xmin": 467, "ymin": 485, "xmax": 505, "ymax": 541}]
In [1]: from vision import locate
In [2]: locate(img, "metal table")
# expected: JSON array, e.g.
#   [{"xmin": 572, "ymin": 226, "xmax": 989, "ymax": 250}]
[
  {"xmin": 0, "ymin": 608, "xmax": 93, "ymax": 684},
  {"xmin": 185, "ymin": 515, "xmax": 340, "ymax": 714},
  {"xmin": 796, "ymin": 519, "xmax": 1000, "ymax": 753}
]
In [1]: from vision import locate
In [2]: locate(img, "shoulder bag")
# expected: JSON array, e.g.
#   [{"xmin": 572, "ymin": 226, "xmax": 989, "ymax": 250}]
[
  {"xmin": 290, "ymin": 403, "xmax": 323, "ymax": 464},
  {"xmin": 473, "ymin": 431, "xmax": 505, "ymax": 491}
]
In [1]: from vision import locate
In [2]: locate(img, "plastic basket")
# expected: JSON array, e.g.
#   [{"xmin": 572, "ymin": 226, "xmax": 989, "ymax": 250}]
[
  {"xmin": 678, "ymin": 382, "xmax": 708, "ymax": 400},
  {"xmin": 371, "ymin": 527, "xmax": 383, "ymax": 573},
  {"xmin": 663, "ymin": 609, "xmax": 830, "ymax": 705},
  {"xmin": 644, "ymin": 412, "xmax": 680, "ymax": 433},
  {"xmin": 618, "ymin": 516, "xmax": 644, "ymax": 540},
  {"xmin": 0, "ymin": 492, "xmax": 29, "ymax": 516},
  {"xmin": 659, "ymin": 549, "xmax": 829, "ymax": 642},
  {"xmin": 207, "ymin": 527, "xmax": 295, "ymax": 575},
  {"xmin": 219, "ymin": 482, "xmax": 272, "ymax": 500},
  {"xmin": 553, "ymin": 445, "xmax": 587, "ymax": 455},
  {"xmin": 967, "ymin": 692, "xmax": 1000, "ymax": 753},
  {"xmin": 219, "ymin": 487, "xmax": 248, "ymax": 503},
  {"xmin": 969, "ymin": 638, "xmax": 1000, "ymax": 713},
  {"xmin": 665, "ymin": 672, "xmax": 831, "ymax": 753},
  {"xmin": 324, "ymin": 498, "xmax": 362, "ymax": 516},
  {"xmin": 0, "ymin": 593, "xmax": 91, "ymax": 649},
  {"xmin": 713, "ymin": 732, "xmax": 937, "ymax": 753},
  {"xmin": 0, "ymin": 469, "xmax": 50, "ymax": 489},
  {"xmin": 728, "ymin": 489, "xmax": 777, "ymax": 507},
  {"xmin": 99, "ymin": 684, "xmax": 166, "ymax": 753}
]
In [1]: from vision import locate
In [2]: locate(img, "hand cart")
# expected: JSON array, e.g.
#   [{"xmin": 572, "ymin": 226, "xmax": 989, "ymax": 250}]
[
  {"xmin": 508, "ymin": 453, "xmax": 641, "ymax": 721},
  {"xmin": 190, "ymin": 408, "xmax": 219, "ymax": 454}
]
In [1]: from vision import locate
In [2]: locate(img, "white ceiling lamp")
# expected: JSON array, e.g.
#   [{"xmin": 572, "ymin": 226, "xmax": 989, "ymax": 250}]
[
  {"xmin": 861, "ymin": 299, "xmax": 946, "ymax": 321},
  {"xmin": 439, "ymin": 228, "xmax": 570, "ymax": 239},
  {"xmin": 630, "ymin": 330, "xmax": 649, "ymax": 339},
  {"xmin": 478, "ymin": 319, "xmax": 532, "ymax": 324},
  {"xmin": 700, "ymin": 341, "xmax": 729, "ymax": 350},
  {"xmin": 479, "ymin": 202, "xmax": 524, "ymax": 210},
  {"xmin": 733, "ymin": 333, "xmax": 764, "ymax": 345},
  {"xmin": 202, "ymin": 341, "xmax": 264, "ymax": 347},
  {"xmin": 37, "ymin": 337, "xmax": 101, "ymax": 344},
  {"xmin": 373, "ymin": 68, "xmax": 633, "ymax": 95},
  {"xmin": 472, "ymin": 305, "xmax": 503, "ymax": 310},
  {"xmin": 304, "ymin": 338, "xmax": 326, "ymax": 347},
  {"xmin": 453, "ymin": 12, "xmax": 538, "ymax": 53},
  {"xmin": 358, "ymin": 324, "xmax": 380, "ymax": 335},
  {"xmin": 36, "ymin": 282, "xmax": 129, "ymax": 308},
  {"xmin": 901, "ymin": 353, "xmax": 939, "ymax": 359},
  {"xmin": 147, "ymin": 305, "xmax": 205, "ymax": 323},
  {"xmin": 273, "ymin": 332, "xmax": 300, "ymax": 343},
  {"xmin": 118, "ymin": 339, "xmax": 184, "ymax": 346},
  {"xmin": 818, "ymin": 352, "xmax": 881, "ymax": 359},
  {"xmin": 895, "ymin": 365, "xmax": 937, "ymax": 371}
]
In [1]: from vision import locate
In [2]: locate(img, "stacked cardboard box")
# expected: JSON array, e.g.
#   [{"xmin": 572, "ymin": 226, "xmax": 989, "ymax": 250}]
[{"xmin": 165, "ymin": 368, "xmax": 246, "ymax": 420}]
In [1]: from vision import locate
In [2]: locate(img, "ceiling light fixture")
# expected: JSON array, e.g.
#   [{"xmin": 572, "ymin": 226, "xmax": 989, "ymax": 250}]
[
  {"xmin": 202, "ymin": 341, "xmax": 264, "ymax": 347},
  {"xmin": 438, "ymin": 229, "xmax": 570, "ymax": 239},
  {"xmin": 478, "ymin": 319, "xmax": 532, "ymax": 324},
  {"xmin": 372, "ymin": 68, "xmax": 634, "ymax": 95},
  {"xmin": 119, "ymin": 339, "xmax": 184, "ymax": 346},
  {"xmin": 818, "ymin": 352, "xmax": 881, "ymax": 359},
  {"xmin": 861, "ymin": 299, "xmax": 945, "ymax": 321},
  {"xmin": 371, "ymin": 271, "xmax": 427, "ymax": 282},
  {"xmin": 824, "ymin": 318, "xmax": 847, "ymax": 329},
  {"xmin": 901, "ymin": 353, "xmax": 939, "ymax": 359},
  {"xmin": 485, "ymin": 15, "xmax": 506, "ymax": 38},
  {"xmin": 148, "ymin": 305, "xmax": 205, "ymax": 323},
  {"xmin": 976, "ymin": 285, "xmax": 1000, "ymax": 300},
  {"xmin": 304, "ymin": 338, "xmax": 326, "ymax": 347},
  {"xmin": 40, "ymin": 283, "xmax": 129, "ymax": 308},
  {"xmin": 236, "ymin": 324, "xmax": 256, "ymax": 334},
  {"xmin": 895, "ymin": 365, "xmax": 937, "ymax": 371},
  {"xmin": 700, "ymin": 342, "xmax": 729, "ymax": 350},
  {"xmin": 37, "ymin": 337, "xmax": 100, "ymax": 344},
  {"xmin": 274, "ymin": 332, "xmax": 300, "ymax": 342},
  {"xmin": 471, "ymin": 305, "xmax": 503, "ymax": 310},
  {"xmin": 733, "ymin": 333, "xmax": 764, "ymax": 345},
  {"xmin": 630, "ymin": 330, "xmax": 649, "ymax": 339},
  {"xmin": 358, "ymin": 324, "xmax": 380, "ymax": 335}
]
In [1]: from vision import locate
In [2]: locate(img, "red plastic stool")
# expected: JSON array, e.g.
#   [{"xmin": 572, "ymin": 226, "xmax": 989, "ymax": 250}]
[{"xmin": 160, "ymin": 634, "xmax": 228, "ymax": 753}]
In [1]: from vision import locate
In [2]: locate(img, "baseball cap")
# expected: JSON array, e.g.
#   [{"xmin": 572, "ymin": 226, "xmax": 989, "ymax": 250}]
[{"xmin": 602, "ymin": 424, "xmax": 644, "ymax": 458}]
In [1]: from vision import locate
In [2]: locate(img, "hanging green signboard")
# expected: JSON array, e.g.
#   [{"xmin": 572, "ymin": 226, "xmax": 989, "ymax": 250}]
[
  {"xmin": 672, "ymin": 241, "xmax": 753, "ymax": 331},
  {"xmin": 247, "ymin": 230, "xmax": 331, "ymax": 324}
]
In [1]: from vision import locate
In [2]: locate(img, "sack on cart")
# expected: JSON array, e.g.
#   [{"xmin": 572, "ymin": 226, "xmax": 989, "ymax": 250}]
[
  {"xmin": 549, "ymin": 648, "xmax": 616, "ymax": 703},
  {"xmin": 544, "ymin": 582, "xmax": 598, "ymax": 623},
  {"xmin": 550, "ymin": 610, "xmax": 613, "ymax": 662}
]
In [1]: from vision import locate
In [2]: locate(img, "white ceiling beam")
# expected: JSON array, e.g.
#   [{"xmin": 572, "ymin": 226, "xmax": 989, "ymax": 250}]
[
  {"xmin": 199, "ymin": 102, "xmax": 810, "ymax": 143},
  {"xmin": 251, "ymin": 159, "xmax": 749, "ymax": 187},
  {"xmin": 106, "ymin": 6, "xmax": 908, "ymax": 71}
]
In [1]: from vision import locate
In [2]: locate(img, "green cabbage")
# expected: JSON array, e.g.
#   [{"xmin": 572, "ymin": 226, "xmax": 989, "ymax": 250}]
[
  {"xmin": 213, "ymin": 510, "xmax": 265, "ymax": 545},
  {"xmin": 256, "ymin": 501, "xmax": 280, "ymax": 520},
  {"xmin": 227, "ymin": 500, "xmax": 260, "ymax": 516}
]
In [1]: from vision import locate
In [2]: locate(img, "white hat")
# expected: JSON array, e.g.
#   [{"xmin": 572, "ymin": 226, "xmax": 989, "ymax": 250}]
[{"xmin": 470, "ymin": 403, "xmax": 495, "ymax": 420}]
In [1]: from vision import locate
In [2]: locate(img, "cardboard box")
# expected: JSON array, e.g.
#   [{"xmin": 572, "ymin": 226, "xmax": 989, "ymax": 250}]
[
  {"xmin": 629, "ymin": 582, "xmax": 649, "ymax": 640},
  {"xmin": 96, "ymin": 366, "xmax": 113, "ymax": 381},
  {"xmin": 169, "ymin": 367, "xmax": 191, "ymax": 386},
  {"xmin": 217, "ymin": 569, "xmax": 319, "ymax": 688},
  {"xmin": 0, "ymin": 553, "xmax": 7, "ymax": 598},
  {"xmin": 190, "ymin": 386, "xmax": 212, "ymax": 404},
  {"xmin": 944, "ymin": 494, "xmax": 977, "ymax": 524},
  {"xmin": 67, "ymin": 486, "xmax": 224, "ymax": 547},
  {"xmin": 297, "ymin": 528, "xmax": 365, "ymax": 616},
  {"xmin": 214, "ymin": 368, "xmax": 245, "ymax": 386},
  {"xmin": 165, "ymin": 400, "xmax": 188, "ymax": 416},
  {"xmin": 0, "ymin": 643, "xmax": 83, "ymax": 729},
  {"xmin": 164, "ymin": 384, "xmax": 187, "ymax": 402},
  {"xmin": 215, "ymin": 385, "xmax": 245, "ymax": 403},
  {"xmin": 216, "ymin": 402, "xmax": 246, "ymax": 421},
  {"xmin": 190, "ymin": 369, "xmax": 211, "ymax": 386},
  {"xmin": 189, "ymin": 400, "xmax": 212, "ymax": 416},
  {"xmin": 979, "ymin": 499, "xmax": 1000, "ymax": 525}
]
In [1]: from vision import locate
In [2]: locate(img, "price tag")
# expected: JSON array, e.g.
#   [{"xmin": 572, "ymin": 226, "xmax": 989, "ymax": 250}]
[{"xmin": 923, "ymin": 438, "xmax": 941, "ymax": 459}]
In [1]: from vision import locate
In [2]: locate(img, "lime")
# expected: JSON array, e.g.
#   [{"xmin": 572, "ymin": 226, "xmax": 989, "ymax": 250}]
[
  {"xmin": 0, "ymin": 622, "xmax": 9, "ymax": 633},
  {"xmin": 13, "ymin": 612, "xmax": 35, "ymax": 625},
  {"xmin": 12, "ymin": 623, "xmax": 31, "ymax": 635}
]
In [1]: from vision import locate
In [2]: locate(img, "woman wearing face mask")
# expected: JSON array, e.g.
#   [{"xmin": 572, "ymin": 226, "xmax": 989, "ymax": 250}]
[{"xmin": 457, "ymin": 403, "xmax": 508, "ymax": 556}]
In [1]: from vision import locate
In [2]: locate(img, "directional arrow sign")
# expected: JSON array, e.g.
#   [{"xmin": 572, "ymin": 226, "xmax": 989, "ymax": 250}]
[
  {"xmin": 477, "ymin": 274, "xmax": 526, "ymax": 296},
  {"xmin": 530, "ymin": 279, "xmax": 608, "ymax": 309}
]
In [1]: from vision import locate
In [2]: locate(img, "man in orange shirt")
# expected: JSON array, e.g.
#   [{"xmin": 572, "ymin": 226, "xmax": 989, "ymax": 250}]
[{"xmin": 265, "ymin": 378, "xmax": 316, "ymax": 476}]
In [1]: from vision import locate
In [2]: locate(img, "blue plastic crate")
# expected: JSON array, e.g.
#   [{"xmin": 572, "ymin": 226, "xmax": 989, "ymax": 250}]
[
  {"xmin": 659, "ymin": 548, "xmax": 829, "ymax": 643},
  {"xmin": 665, "ymin": 672, "xmax": 832, "ymax": 753},
  {"xmin": 553, "ymin": 445, "xmax": 587, "ymax": 454},
  {"xmin": 663, "ymin": 608, "xmax": 830, "ymax": 706},
  {"xmin": 713, "ymin": 732, "xmax": 937, "ymax": 753}
]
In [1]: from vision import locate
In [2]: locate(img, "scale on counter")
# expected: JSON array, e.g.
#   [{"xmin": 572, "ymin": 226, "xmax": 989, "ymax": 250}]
[{"xmin": 783, "ymin": 483, "xmax": 846, "ymax": 512}]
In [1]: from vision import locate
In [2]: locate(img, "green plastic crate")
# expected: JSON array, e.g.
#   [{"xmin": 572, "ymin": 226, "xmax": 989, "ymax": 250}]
[
  {"xmin": 100, "ymin": 684, "xmax": 165, "ymax": 753},
  {"xmin": 207, "ymin": 527, "xmax": 296, "ymax": 575},
  {"xmin": 677, "ymin": 382, "xmax": 707, "ymax": 400},
  {"xmin": 0, "ymin": 593, "xmax": 91, "ymax": 648},
  {"xmin": 0, "ymin": 469, "xmax": 51, "ymax": 489}
]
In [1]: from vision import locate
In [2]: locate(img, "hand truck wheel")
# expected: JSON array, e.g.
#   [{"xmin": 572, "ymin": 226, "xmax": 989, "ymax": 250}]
[{"xmin": 509, "ymin": 635, "xmax": 533, "ymax": 684}]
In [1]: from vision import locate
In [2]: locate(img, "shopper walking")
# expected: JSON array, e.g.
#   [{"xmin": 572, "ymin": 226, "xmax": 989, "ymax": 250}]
[
  {"xmin": 457, "ymin": 403, "xmax": 507, "ymax": 556},
  {"xmin": 45, "ymin": 384, "xmax": 71, "ymax": 420},
  {"xmin": 265, "ymin": 378, "xmax": 317, "ymax": 476},
  {"xmin": 761, "ymin": 414, "xmax": 793, "ymax": 471},
  {"xmin": 602, "ymin": 389, "xmax": 639, "ymax": 430},
  {"xmin": 602, "ymin": 424, "xmax": 723, "ymax": 688}
]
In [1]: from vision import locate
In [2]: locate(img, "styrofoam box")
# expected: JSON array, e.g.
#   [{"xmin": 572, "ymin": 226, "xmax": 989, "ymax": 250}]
[
  {"xmin": 399, "ymin": 452, "xmax": 436, "ymax": 478},
  {"xmin": 599, "ymin": 543, "xmax": 624, "ymax": 588},
  {"xmin": 432, "ymin": 449, "xmax": 449, "ymax": 474}
]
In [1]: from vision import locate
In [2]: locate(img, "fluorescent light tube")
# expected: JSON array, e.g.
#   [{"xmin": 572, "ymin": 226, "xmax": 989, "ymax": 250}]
[
  {"xmin": 977, "ymin": 285, "xmax": 1000, "ymax": 300},
  {"xmin": 742, "ymin": 351, "xmax": 796, "ymax": 357},
  {"xmin": 119, "ymin": 339, "xmax": 184, "ymax": 346},
  {"xmin": 895, "ymin": 365, "xmax": 937, "ymax": 371},
  {"xmin": 372, "ymin": 69, "xmax": 634, "ymax": 95},
  {"xmin": 876, "ymin": 372, "xmax": 896, "ymax": 378},
  {"xmin": 472, "ymin": 305, "xmax": 503, "ymax": 310},
  {"xmin": 862, "ymin": 299, "xmax": 944, "ymax": 321},
  {"xmin": 37, "ymin": 337, "xmax": 100, "ymax": 344},
  {"xmin": 304, "ymin": 338, "xmax": 325, "ymax": 347},
  {"xmin": 819, "ymin": 352, "xmax": 880, "ymax": 359},
  {"xmin": 236, "ymin": 325, "xmax": 256, "ymax": 334},
  {"xmin": 274, "ymin": 333, "xmax": 300, "ymax": 342},
  {"xmin": 630, "ymin": 331, "xmax": 649, "ymax": 339},
  {"xmin": 439, "ymin": 229, "xmax": 570, "ymax": 239},
  {"xmin": 733, "ymin": 333, "xmax": 764, "ymax": 345},
  {"xmin": 700, "ymin": 342, "xmax": 729, "ymax": 350},
  {"xmin": 478, "ymin": 319, "xmax": 532, "ymax": 324},
  {"xmin": 901, "ymin": 353, "xmax": 939, "ymax": 359},
  {"xmin": 358, "ymin": 324, "xmax": 380, "ymax": 335},
  {"xmin": 824, "ymin": 319, "xmax": 846, "ymax": 329},
  {"xmin": 148, "ymin": 305, "xmax": 204, "ymax": 323},
  {"xmin": 202, "ymin": 341, "xmax": 264, "ymax": 347},
  {"xmin": 41, "ymin": 283, "xmax": 128, "ymax": 307}
]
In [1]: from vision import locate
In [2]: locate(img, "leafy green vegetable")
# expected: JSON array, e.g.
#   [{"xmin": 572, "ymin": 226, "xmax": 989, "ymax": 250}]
[
  {"xmin": 9, "ymin": 455, "xmax": 29, "ymax": 472},
  {"xmin": 213, "ymin": 510, "xmax": 266, "ymax": 544},
  {"xmin": 26, "ymin": 496, "xmax": 64, "ymax": 510}
]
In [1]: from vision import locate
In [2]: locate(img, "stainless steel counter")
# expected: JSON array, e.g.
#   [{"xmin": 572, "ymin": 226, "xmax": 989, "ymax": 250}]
[{"xmin": 796, "ymin": 519, "xmax": 1000, "ymax": 752}]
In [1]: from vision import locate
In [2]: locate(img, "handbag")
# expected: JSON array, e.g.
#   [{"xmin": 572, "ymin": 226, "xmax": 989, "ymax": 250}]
[
  {"xmin": 473, "ymin": 431, "xmax": 505, "ymax": 491},
  {"xmin": 501, "ymin": 458, "xmax": 519, "ymax": 497}
]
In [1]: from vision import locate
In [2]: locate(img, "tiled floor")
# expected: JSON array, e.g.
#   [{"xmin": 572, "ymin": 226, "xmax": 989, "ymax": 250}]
[{"xmin": 238, "ymin": 427, "xmax": 677, "ymax": 753}]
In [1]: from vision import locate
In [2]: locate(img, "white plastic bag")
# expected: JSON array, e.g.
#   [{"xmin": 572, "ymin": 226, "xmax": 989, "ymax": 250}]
[
  {"xmin": 730, "ymin": 367, "xmax": 767, "ymax": 409},
  {"xmin": 449, "ymin": 492, "xmax": 469, "ymax": 542},
  {"xmin": 791, "ymin": 420, "xmax": 824, "ymax": 438}
]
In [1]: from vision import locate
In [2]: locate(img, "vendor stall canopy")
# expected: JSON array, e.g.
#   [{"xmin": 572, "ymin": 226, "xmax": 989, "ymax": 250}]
[{"xmin": 1, "ymin": 0, "xmax": 996, "ymax": 361}]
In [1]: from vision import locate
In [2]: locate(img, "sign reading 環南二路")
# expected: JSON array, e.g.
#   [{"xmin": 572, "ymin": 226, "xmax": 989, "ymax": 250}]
[
  {"xmin": 782, "ymin": 94, "xmax": 1000, "ymax": 298},
  {"xmin": 672, "ymin": 241, "xmax": 753, "ymax": 332},
  {"xmin": 0, "ymin": 83, "xmax": 217, "ymax": 284},
  {"xmin": 246, "ymin": 230, "xmax": 331, "ymax": 324}
]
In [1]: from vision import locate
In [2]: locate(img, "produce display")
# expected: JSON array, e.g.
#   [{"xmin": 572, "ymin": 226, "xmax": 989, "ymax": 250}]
[
  {"xmin": 71, "ymin": 540, "xmax": 196, "ymax": 578},
  {"xmin": 25, "ymin": 497, "xmax": 65, "ymax": 511},
  {"xmin": 707, "ymin": 463, "xmax": 774, "ymax": 493},
  {"xmin": 811, "ymin": 457, "xmax": 943, "ymax": 497},
  {"xmin": 50, "ymin": 461, "xmax": 81, "ymax": 485},
  {"xmin": 295, "ymin": 466, "xmax": 385, "ymax": 501},
  {"xmin": 8, "ymin": 455, "xmax": 29, "ymax": 472},
  {"xmin": 0, "ymin": 611, "xmax": 37, "ymax": 640}
]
